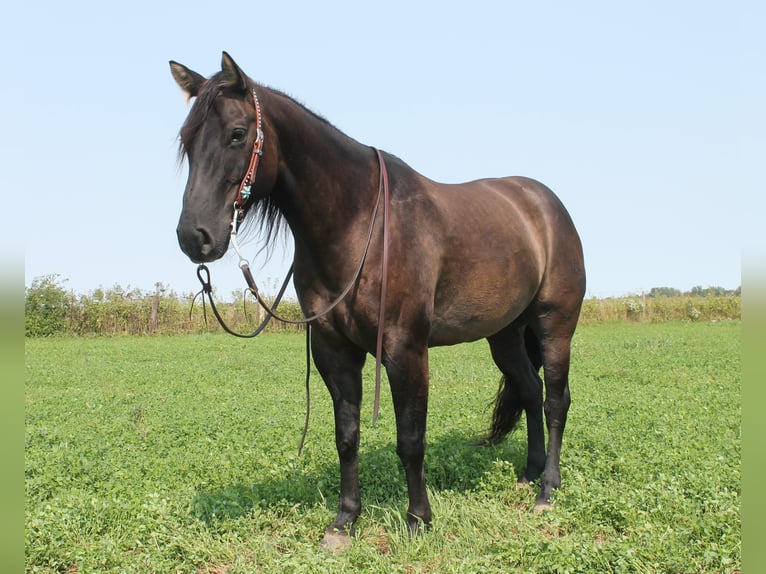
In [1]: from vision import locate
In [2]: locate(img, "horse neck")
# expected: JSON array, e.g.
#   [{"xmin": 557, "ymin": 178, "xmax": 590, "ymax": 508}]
[{"xmin": 263, "ymin": 89, "xmax": 379, "ymax": 256}]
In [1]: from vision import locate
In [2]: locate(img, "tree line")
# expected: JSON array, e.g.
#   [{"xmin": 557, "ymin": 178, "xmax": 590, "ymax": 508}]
[
  {"xmin": 24, "ymin": 274, "xmax": 741, "ymax": 337},
  {"xmin": 646, "ymin": 285, "xmax": 741, "ymax": 298}
]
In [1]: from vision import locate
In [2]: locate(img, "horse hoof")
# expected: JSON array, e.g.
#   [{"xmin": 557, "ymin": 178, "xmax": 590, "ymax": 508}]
[
  {"xmin": 320, "ymin": 531, "xmax": 352, "ymax": 553},
  {"xmin": 533, "ymin": 498, "xmax": 553, "ymax": 513},
  {"xmin": 407, "ymin": 520, "xmax": 428, "ymax": 537}
]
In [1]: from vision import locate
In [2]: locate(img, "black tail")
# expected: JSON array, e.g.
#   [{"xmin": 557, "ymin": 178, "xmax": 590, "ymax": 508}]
[
  {"xmin": 484, "ymin": 375, "xmax": 525, "ymax": 445},
  {"xmin": 483, "ymin": 327, "xmax": 542, "ymax": 445}
]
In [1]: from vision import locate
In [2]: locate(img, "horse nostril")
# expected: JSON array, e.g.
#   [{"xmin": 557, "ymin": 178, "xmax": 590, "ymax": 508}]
[
  {"xmin": 177, "ymin": 221, "xmax": 220, "ymax": 262},
  {"xmin": 197, "ymin": 227, "xmax": 214, "ymax": 256}
]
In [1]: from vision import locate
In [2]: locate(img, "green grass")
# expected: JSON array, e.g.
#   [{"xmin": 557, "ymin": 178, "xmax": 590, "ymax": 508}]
[{"xmin": 25, "ymin": 322, "xmax": 740, "ymax": 573}]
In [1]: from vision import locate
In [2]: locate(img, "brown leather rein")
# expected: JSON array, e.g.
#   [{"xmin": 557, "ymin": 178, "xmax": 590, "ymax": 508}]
[{"xmin": 194, "ymin": 87, "xmax": 390, "ymax": 434}]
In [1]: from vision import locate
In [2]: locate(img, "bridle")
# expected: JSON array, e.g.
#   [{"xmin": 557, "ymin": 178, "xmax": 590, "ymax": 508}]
[
  {"xmin": 232, "ymin": 88, "xmax": 265, "ymax": 229},
  {"xmin": 194, "ymin": 86, "xmax": 390, "ymax": 435}
]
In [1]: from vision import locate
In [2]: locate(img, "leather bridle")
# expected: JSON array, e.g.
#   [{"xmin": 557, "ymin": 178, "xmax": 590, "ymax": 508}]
[
  {"xmin": 233, "ymin": 88, "xmax": 265, "ymax": 228},
  {"xmin": 194, "ymin": 86, "xmax": 390, "ymax": 430}
]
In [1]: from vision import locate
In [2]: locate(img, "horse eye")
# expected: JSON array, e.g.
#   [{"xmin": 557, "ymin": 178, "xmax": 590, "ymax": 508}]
[{"xmin": 230, "ymin": 128, "xmax": 247, "ymax": 144}]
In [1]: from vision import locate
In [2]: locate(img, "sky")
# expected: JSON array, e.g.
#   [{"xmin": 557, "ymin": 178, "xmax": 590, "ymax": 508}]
[{"xmin": 7, "ymin": 1, "xmax": 763, "ymax": 301}]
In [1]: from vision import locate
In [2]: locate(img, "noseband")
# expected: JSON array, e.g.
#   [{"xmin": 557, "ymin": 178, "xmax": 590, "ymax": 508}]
[{"xmin": 194, "ymin": 86, "xmax": 391, "ymax": 432}]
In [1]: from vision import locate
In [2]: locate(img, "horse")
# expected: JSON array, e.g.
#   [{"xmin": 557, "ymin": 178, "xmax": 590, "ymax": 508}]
[{"xmin": 170, "ymin": 52, "xmax": 586, "ymax": 550}]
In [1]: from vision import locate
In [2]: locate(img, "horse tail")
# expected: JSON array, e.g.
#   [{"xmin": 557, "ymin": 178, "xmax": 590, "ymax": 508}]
[
  {"xmin": 484, "ymin": 327, "xmax": 542, "ymax": 445},
  {"xmin": 485, "ymin": 375, "xmax": 525, "ymax": 444}
]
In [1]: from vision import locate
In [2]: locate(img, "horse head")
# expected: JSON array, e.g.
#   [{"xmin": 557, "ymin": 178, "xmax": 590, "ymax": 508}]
[{"xmin": 170, "ymin": 52, "xmax": 275, "ymax": 263}]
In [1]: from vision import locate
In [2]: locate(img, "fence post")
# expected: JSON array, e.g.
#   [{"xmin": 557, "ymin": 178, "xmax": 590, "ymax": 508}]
[{"xmin": 150, "ymin": 282, "xmax": 165, "ymax": 334}]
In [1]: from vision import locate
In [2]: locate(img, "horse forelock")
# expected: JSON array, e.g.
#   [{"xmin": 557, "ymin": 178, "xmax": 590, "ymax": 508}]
[{"xmin": 177, "ymin": 72, "xmax": 229, "ymax": 160}]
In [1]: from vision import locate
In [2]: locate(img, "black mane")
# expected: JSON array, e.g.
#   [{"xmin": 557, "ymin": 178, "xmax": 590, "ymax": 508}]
[{"xmin": 178, "ymin": 75, "xmax": 340, "ymax": 160}]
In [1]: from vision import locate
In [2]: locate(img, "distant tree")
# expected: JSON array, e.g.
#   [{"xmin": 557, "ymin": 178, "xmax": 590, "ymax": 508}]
[
  {"xmin": 687, "ymin": 285, "xmax": 738, "ymax": 297},
  {"xmin": 648, "ymin": 287, "xmax": 682, "ymax": 298},
  {"xmin": 25, "ymin": 275, "xmax": 73, "ymax": 336}
]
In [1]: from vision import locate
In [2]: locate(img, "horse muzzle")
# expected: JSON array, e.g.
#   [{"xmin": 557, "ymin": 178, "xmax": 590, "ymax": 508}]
[{"xmin": 176, "ymin": 222, "xmax": 229, "ymax": 263}]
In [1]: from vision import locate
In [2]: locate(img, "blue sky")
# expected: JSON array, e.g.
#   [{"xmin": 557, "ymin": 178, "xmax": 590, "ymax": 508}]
[{"xmin": 8, "ymin": 1, "xmax": 761, "ymax": 299}]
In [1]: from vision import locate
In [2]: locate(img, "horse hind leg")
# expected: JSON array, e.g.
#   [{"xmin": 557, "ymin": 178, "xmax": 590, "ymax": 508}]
[
  {"xmin": 530, "ymin": 308, "xmax": 579, "ymax": 509},
  {"xmin": 484, "ymin": 324, "xmax": 546, "ymax": 484}
]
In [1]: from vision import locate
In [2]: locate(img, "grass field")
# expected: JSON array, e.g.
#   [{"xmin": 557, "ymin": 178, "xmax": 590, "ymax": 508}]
[{"xmin": 25, "ymin": 321, "xmax": 740, "ymax": 573}]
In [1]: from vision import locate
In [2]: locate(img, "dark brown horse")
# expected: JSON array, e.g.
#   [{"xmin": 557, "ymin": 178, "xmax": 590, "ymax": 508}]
[{"xmin": 170, "ymin": 52, "xmax": 585, "ymax": 550}]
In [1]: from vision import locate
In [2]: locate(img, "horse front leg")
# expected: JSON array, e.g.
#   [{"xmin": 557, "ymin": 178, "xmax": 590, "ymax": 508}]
[
  {"xmin": 387, "ymin": 344, "xmax": 432, "ymax": 534},
  {"xmin": 310, "ymin": 330, "xmax": 366, "ymax": 551}
]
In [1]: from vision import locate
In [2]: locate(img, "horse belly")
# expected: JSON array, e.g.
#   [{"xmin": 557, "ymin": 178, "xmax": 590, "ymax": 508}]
[{"xmin": 427, "ymin": 284, "xmax": 535, "ymax": 347}]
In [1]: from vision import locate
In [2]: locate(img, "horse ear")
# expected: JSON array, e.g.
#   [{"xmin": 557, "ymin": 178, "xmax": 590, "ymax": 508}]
[
  {"xmin": 169, "ymin": 61, "xmax": 206, "ymax": 99},
  {"xmin": 220, "ymin": 51, "xmax": 248, "ymax": 92}
]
